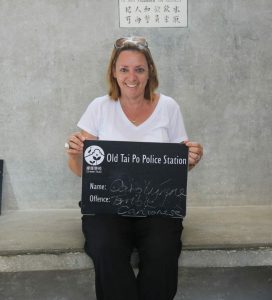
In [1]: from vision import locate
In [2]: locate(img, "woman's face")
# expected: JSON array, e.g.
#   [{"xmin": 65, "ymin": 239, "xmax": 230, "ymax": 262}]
[{"xmin": 113, "ymin": 50, "xmax": 149, "ymax": 100}]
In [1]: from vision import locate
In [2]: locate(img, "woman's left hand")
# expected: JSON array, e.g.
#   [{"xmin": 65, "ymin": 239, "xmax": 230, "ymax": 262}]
[{"xmin": 184, "ymin": 141, "xmax": 203, "ymax": 170}]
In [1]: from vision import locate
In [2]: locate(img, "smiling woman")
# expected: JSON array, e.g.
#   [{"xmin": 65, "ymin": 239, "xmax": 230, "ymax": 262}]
[
  {"xmin": 65, "ymin": 36, "xmax": 203, "ymax": 300},
  {"xmin": 112, "ymin": 49, "xmax": 160, "ymax": 126},
  {"xmin": 114, "ymin": 51, "xmax": 149, "ymax": 102},
  {"xmin": 108, "ymin": 36, "xmax": 159, "ymax": 102}
]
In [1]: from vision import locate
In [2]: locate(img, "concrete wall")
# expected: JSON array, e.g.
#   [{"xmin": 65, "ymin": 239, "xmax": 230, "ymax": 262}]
[{"xmin": 0, "ymin": 0, "xmax": 271, "ymax": 210}]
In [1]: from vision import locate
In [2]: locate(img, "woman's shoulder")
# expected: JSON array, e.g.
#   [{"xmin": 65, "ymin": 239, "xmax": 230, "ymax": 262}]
[
  {"xmin": 90, "ymin": 94, "xmax": 112, "ymax": 104},
  {"xmin": 87, "ymin": 95, "xmax": 116, "ymax": 108},
  {"xmin": 159, "ymin": 94, "xmax": 180, "ymax": 109}
]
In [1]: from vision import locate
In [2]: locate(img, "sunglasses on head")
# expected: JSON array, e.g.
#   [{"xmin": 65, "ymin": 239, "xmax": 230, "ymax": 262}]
[{"xmin": 114, "ymin": 37, "xmax": 149, "ymax": 50}]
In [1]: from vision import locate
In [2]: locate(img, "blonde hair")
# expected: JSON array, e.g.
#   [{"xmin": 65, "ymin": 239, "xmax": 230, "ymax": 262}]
[{"xmin": 107, "ymin": 41, "xmax": 159, "ymax": 101}]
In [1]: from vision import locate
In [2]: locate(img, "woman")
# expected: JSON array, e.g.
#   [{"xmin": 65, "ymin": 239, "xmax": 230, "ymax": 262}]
[{"xmin": 66, "ymin": 37, "xmax": 203, "ymax": 300}]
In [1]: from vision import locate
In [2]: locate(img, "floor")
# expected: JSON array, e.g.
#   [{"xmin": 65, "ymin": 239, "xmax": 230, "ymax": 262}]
[{"xmin": 0, "ymin": 267, "xmax": 271, "ymax": 300}]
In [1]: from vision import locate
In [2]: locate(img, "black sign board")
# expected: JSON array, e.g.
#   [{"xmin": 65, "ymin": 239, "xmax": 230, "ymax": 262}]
[{"xmin": 81, "ymin": 141, "xmax": 188, "ymax": 218}]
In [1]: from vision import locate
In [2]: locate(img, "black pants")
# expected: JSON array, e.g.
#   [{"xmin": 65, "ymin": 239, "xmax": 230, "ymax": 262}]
[{"xmin": 82, "ymin": 215, "xmax": 183, "ymax": 300}]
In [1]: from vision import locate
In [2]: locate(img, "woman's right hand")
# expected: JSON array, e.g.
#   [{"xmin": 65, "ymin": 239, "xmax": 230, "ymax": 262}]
[
  {"xmin": 66, "ymin": 131, "xmax": 97, "ymax": 176},
  {"xmin": 66, "ymin": 132, "xmax": 86, "ymax": 156}
]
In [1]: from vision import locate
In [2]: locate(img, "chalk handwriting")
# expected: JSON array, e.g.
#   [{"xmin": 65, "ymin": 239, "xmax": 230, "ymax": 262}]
[{"xmin": 109, "ymin": 178, "xmax": 186, "ymax": 217}]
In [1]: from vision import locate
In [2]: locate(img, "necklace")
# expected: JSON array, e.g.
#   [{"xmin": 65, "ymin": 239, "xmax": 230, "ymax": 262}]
[{"xmin": 120, "ymin": 101, "xmax": 142, "ymax": 125}]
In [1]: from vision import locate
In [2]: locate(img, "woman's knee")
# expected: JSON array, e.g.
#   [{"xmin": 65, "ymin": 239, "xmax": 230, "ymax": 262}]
[
  {"xmin": 86, "ymin": 237, "xmax": 130, "ymax": 260},
  {"xmin": 142, "ymin": 239, "xmax": 182, "ymax": 263}
]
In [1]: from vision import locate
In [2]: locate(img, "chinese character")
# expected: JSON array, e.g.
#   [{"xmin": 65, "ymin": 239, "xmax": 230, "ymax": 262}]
[
  {"xmin": 164, "ymin": 15, "xmax": 169, "ymax": 23},
  {"xmin": 154, "ymin": 6, "xmax": 160, "ymax": 13},
  {"xmin": 173, "ymin": 6, "xmax": 181, "ymax": 13},
  {"xmin": 135, "ymin": 16, "xmax": 142, "ymax": 24},
  {"xmin": 155, "ymin": 14, "xmax": 160, "ymax": 23},
  {"xmin": 144, "ymin": 6, "xmax": 150, "ymax": 13},
  {"xmin": 145, "ymin": 15, "xmax": 151, "ymax": 23},
  {"xmin": 125, "ymin": 6, "xmax": 132, "ymax": 14},
  {"xmin": 173, "ymin": 16, "xmax": 181, "ymax": 23},
  {"xmin": 135, "ymin": 6, "xmax": 142, "ymax": 13},
  {"xmin": 126, "ymin": 16, "xmax": 131, "ymax": 24},
  {"xmin": 164, "ymin": 5, "xmax": 170, "ymax": 13}
]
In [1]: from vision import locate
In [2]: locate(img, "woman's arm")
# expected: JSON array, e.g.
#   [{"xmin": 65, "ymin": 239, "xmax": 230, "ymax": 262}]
[{"xmin": 66, "ymin": 130, "xmax": 97, "ymax": 177}]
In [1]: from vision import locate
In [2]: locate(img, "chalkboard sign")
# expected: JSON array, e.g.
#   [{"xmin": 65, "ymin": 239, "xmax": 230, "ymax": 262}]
[{"xmin": 81, "ymin": 141, "xmax": 188, "ymax": 218}]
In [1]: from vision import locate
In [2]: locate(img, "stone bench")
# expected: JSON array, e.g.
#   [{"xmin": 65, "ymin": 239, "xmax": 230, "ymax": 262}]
[{"xmin": 0, "ymin": 206, "xmax": 272, "ymax": 272}]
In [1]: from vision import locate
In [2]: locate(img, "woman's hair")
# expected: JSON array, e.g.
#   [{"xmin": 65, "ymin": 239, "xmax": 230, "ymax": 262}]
[{"xmin": 107, "ymin": 37, "xmax": 159, "ymax": 102}]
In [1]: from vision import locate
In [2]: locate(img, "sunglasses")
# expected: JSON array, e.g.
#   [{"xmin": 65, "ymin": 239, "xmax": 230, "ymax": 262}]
[{"xmin": 114, "ymin": 37, "xmax": 149, "ymax": 50}]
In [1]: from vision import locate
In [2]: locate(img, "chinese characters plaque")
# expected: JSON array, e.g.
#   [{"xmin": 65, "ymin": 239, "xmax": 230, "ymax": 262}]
[{"xmin": 119, "ymin": 0, "xmax": 188, "ymax": 28}]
